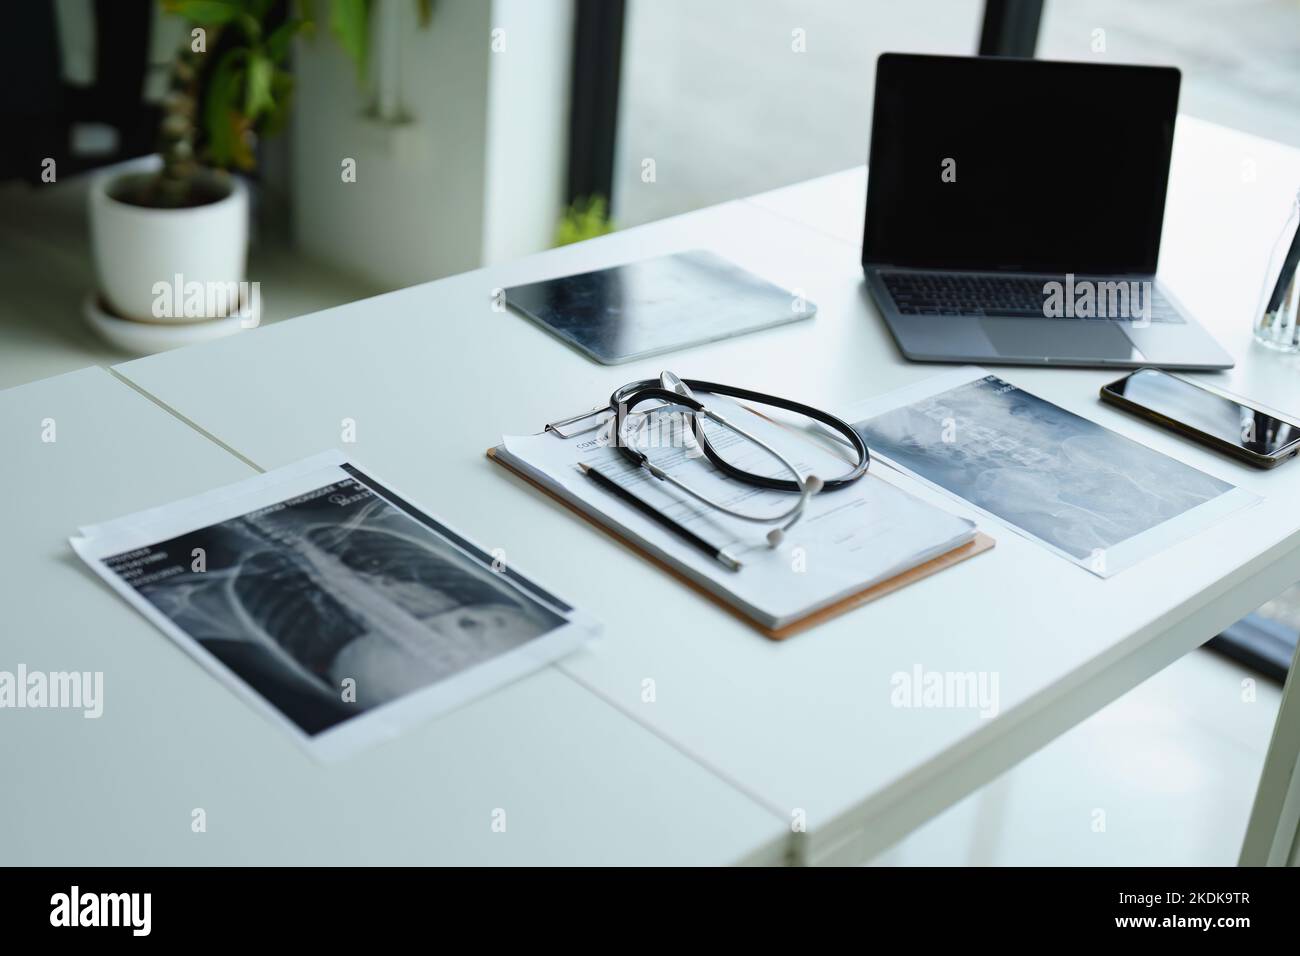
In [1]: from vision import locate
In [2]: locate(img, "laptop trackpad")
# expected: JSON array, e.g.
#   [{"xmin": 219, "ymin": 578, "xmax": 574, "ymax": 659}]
[{"xmin": 978, "ymin": 318, "xmax": 1144, "ymax": 362}]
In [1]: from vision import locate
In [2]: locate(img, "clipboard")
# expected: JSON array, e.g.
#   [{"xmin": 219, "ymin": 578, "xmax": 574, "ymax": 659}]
[{"xmin": 487, "ymin": 427, "xmax": 993, "ymax": 640}]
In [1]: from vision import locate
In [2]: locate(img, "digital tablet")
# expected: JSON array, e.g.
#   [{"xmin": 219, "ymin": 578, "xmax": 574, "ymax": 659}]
[{"xmin": 505, "ymin": 249, "xmax": 814, "ymax": 365}]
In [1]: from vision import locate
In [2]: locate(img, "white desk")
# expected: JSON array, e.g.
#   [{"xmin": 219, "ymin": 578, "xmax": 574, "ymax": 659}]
[
  {"xmin": 0, "ymin": 368, "xmax": 787, "ymax": 865},
  {"xmin": 113, "ymin": 116, "xmax": 1300, "ymax": 864}
]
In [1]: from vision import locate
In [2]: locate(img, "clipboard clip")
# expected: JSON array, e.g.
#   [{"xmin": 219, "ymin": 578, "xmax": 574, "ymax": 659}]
[
  {"xmin": 545, "ymin": 406, "xmax": 614, "ymax": 439},
  {"xmin": 544, "ymin": 399, "xmax": 672, "ymax": 439}
]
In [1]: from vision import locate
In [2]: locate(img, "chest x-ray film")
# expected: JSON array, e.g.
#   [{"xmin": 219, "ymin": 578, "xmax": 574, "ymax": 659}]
[
  {"xmin": 842, "ymin": 367, "xmax": 1259, "ymax": 577},
  {"xmin": 71, "ymin": 451, "xmax": 597, "ymax": 759}
]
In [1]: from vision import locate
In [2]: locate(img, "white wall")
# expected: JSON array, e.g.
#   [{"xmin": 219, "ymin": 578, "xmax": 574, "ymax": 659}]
[
  {"xmin": 481, "ymin": 0, "xmax": 574, "ymax": 265},
  {"xmin": 290, "ymin": 0, "xmax": 573, "ymax": 291}
]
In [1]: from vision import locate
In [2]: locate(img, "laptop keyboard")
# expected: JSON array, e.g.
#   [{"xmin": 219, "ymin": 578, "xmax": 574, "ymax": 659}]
[{"xmin": 880, "ymin": 272, "xmax": 1184, "ymax": 323}]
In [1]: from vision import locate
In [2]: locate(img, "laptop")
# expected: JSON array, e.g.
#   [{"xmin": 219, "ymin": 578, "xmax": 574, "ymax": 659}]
[{"xmin": 862, "ymin": 54, "xmax": 1233, "ymax": 370}]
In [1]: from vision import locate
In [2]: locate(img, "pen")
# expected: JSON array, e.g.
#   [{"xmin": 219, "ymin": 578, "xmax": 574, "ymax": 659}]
[{"xmin": 577, "ymin": 462, "xmax": 743, "ymax": 572}]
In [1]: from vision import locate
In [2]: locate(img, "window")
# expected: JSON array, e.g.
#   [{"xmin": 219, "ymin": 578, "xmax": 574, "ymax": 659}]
[
  {"xmin": 1038, "ymin": 0, "xmax": 1300, "ymax": 148},
  {"xmin": 612, "ymin": 0, "xmax": 984, "ymax": 226}
]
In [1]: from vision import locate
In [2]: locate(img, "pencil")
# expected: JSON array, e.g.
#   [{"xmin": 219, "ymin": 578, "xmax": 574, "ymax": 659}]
[{"xmin": 577, "ymin": 462, "xmax": 742, "ymax": 572}]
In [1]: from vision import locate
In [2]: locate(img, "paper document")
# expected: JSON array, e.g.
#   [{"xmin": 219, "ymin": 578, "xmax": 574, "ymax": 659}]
[
  {"xmin": 502, "ymin": 397, "xmax": 976, "ymax": 629},
  {"xmin": 71, "ymin": 451, "xmax": 598, "ymax": 759},
  {"xmin": 843, "ymin": 367, "xmax": 1261, "ymax": 577}
]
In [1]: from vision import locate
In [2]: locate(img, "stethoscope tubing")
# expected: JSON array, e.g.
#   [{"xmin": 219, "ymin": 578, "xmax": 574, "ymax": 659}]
[{"xmin": 609, "ymin": 378, "xmax": 870, "ymax": 493}]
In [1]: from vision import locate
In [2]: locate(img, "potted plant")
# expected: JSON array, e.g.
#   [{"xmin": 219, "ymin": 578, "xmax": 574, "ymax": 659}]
[{"xmin": 86, "ymin": 0, "xmax": 369, "ymax": 344}]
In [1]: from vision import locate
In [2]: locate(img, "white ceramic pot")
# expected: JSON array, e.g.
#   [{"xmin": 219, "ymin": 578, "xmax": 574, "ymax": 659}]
[{"xmin": 88, "ymin": 157, "xmax": 249, "ymax": 323}]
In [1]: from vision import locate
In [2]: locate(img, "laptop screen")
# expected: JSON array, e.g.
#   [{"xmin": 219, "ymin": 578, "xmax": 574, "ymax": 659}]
[{"xmin": 862, "ymin": 54, "xmax": 1180, "ymax": 275}]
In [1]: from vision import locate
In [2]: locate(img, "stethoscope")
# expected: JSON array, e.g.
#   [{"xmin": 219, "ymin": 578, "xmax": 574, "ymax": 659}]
[{"xmin": 608, "ymin": 372, "xmax": 870, "ymax": 546}]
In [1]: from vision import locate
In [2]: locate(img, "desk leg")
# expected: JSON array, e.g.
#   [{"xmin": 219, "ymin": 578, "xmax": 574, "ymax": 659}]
[{"xmin": 1240, "ymin": 635, "xmax": 1300, "ymax": 865}]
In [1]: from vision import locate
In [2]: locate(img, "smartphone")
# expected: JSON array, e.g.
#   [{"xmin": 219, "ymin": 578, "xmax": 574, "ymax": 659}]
[{"xmin": 1100, "ymin": 368, "xmax": 1300, "ymax": 468}]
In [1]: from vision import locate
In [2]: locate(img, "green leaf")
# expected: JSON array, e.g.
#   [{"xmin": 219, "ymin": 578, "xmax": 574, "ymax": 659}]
[
  {"xmin": 415, "ymin": 0, "xmax": 435, "ymax": 27},
  {"xmin": 244, "ymin": 51, "xmax": 275, "ymax": 120},
  {"xmin": 166, "ymin": 0, "xmax": 241, "ymax": 25},
  {"xmin": 266, "ymin": 18, "xmax": 307, "ymax": 63},
  {"xmin": 329, "ymin": 0, "xmax": 369, "ymax": 80},
  {"xmin": 204, "ymin": 48, "xmax": 245, "ymax": 168},
  {"xmin": 235, "ymin": 11, "xmax": 263, "ymax": 42},
  {"xmin": 261, "ymin": 73, "xmax": 296, "ymax": 137},
  {"xmin": 555, "ymin": 197, "xmax": 614, "ymax": 247}
]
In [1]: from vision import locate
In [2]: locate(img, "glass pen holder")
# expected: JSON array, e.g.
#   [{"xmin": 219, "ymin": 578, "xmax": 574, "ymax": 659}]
[{"xmin": 1253, "ymin": 189, "xmax": 1300, "ymax": 352}]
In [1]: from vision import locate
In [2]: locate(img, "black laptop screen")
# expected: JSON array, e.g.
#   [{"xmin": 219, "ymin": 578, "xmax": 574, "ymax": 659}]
[{"xmin": 862, "ymin": 54, "xmax": 1180, "ymax": 275}]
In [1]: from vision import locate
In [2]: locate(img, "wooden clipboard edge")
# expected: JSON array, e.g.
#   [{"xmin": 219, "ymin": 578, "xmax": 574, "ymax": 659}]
[
  {"xmin": 486, "ymin": 446, "xmax": 994, "ymax": 641},
  {"xmin": 769, "ymin": 531, "xmax": 994, "ymax": 638}
]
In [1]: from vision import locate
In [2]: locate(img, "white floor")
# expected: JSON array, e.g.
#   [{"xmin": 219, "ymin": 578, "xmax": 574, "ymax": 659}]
[
  {"xmin": 873, "ymin": 647, "xmax": 1283, "ymax": 865},
  {"xmin": 1, "ymin": 169, "xmax": 1290, "ymax": 868},
  {"xmin": 0, "ymin": 174, "xmax": 378, "ymax": 392}
]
